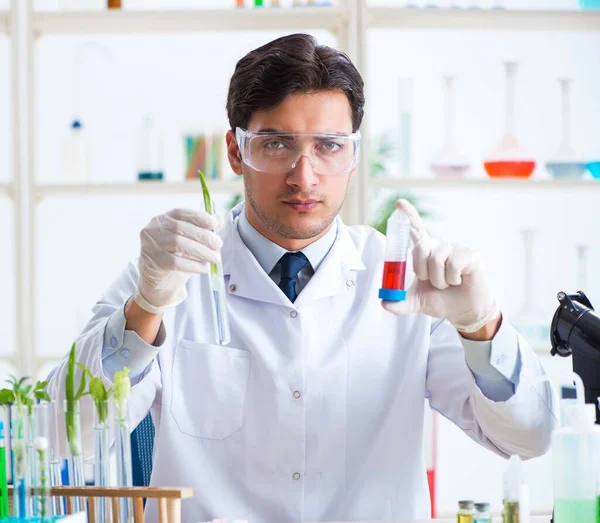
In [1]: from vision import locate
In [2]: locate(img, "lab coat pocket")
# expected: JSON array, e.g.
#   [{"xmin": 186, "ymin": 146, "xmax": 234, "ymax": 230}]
[{"xmin": 171, "ymin": 339, "xmax": 251, "ymax": 440}]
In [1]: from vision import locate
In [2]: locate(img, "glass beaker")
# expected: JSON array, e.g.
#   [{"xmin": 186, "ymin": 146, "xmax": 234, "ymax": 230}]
[
  {"xmin": 511, "ymin": 229, "xmax": 550, "ymax": 349},
  {"xmin": 483, "ymin": 62, "xmax": 535, "ymax": 179},
  {"xmin": 430, "ymin": 75, "xmax": 470, "ymax": 178},
  {"xmin": 546, "ymin": 78, "xmax": 586, "ymax": 179}
]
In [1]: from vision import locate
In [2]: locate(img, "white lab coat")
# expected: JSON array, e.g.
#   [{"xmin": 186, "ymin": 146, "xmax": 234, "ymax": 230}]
[{"xmin": 46, "ymin": 205, "xmax": 556, "ymax": 523}]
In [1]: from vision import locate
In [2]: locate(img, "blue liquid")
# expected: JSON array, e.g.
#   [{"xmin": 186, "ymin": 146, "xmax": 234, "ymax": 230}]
[
  {"xmin": 586, "ymin": 161, "xmax": 600, "ymax": 178},
  {"xmin": 579, "ymin": 0, "xmax": 600, "ymax": 8},
  {"xmin": 546, "ymin": 162, "xmax": 587, "ymax": 179}
]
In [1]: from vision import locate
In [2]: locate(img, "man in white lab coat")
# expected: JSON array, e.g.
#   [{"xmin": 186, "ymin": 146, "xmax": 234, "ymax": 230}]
[{"xmin": 47, "ymin": 34, "xmax": 555, "ymax": 523}]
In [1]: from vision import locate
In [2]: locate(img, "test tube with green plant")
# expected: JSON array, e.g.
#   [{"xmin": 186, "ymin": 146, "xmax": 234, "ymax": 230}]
[
  {"xmin": 64, "ymin": 342, "xmax": 88, "ymax": 512},
  {"xmin": 198, "ymin": 169, "xmax": 231, "ymax": 345},
  {"xmin": 114, "ymin": 367, "xmax": 133, "ymax": 523},
  {"xmin": 2, "ymin": 375, "xmax": 50, "ymax": 519},
  {"xmin": 79, "ymin": 365, "xmax": 114, "ymax": 521}
]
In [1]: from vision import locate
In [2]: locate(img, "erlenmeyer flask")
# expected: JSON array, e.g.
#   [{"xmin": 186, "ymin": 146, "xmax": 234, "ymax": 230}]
[
  {"xmin": 483, "ymin": 62, "xmax": 536, "ymax": 178},
  {"xmin": 511, "ymin": 229, "xmax": 550, "ymax": 350},
  {"xmin": 546, "ymin": 78, "xmax": 586, "ymax": 179},
  {"xmin": 430, "ymin": 75, "xmax": 470, "ymax": 178}
]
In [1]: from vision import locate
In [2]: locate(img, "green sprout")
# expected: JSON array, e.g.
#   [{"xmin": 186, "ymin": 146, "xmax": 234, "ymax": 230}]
[
  {"xmin": 79, "ymin": 366, "xmax": 114, "ymax": 426},
  {"xmin": 198, "ymin": 170, "xmax": 219, "ymax": 278},
  {"xmin": 65, "ymin": 342, "xmax": 88, "ymax": 456},
  {"xmin": 0, "ymin": 376, "xmax": 50, "ymax": 413},
  {"xmin": 113, "ymin": 368, "xmax": 131, "ymax": 423}
]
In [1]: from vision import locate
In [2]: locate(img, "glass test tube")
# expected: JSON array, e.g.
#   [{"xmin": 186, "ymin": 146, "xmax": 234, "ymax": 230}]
[
  {"xmin": 378, "ymin": 208, "xmax": 411, "ymax": 302},
  {"xmin": 207, "ymin": 198, "xmax": 231, "ymax": 345}
]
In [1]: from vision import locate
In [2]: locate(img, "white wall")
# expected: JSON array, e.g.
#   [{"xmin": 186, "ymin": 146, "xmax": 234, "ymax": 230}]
[{"xmin": 2, "ymin": 0, "xmax": 600, "ymax": 518}]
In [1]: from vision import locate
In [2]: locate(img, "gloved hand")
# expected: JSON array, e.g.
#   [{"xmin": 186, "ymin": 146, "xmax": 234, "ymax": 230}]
[
  {"xmin": 134, "ymin": 209, "xmax": 223, "ymax": 314},
  {"xmin": 382, "ymin": 199, "xmax": 500, "ymax": 334}
]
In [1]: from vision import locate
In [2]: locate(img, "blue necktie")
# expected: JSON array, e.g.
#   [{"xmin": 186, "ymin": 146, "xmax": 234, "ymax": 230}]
[{"xmin": 278, "ymin": 252, "xmax": 309, "ymax": 303}]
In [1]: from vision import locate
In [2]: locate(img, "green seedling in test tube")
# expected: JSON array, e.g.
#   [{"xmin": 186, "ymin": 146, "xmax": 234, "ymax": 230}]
[{"xmin": 198, "ymin": 170, "xmax": 231, "ymax": 345}]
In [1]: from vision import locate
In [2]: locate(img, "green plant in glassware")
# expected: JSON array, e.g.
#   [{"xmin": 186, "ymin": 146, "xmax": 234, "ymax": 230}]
[
  {"xmin": 65, "ymin": 342, "xmax": 88, "ymax": 457},
  {"xmin": 114, "ymin": 367, "xmax": 131, "ymax": 424},
  {"xmin": 79, "ymin": 366, "xmax": 114, "ymax": 425},
  {"xmin": 198, "ymin": 170, "xmax": 219, "ymax": 279}
]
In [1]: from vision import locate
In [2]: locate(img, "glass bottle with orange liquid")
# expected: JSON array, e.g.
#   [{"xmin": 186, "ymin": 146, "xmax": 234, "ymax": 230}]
[
  {"xmin": 483, "ymin": 62, "xmax": 536, "ymax": 178},
  {"xmin": 379, "ymin": 208, "xmax": 411, "ymax": 302}
]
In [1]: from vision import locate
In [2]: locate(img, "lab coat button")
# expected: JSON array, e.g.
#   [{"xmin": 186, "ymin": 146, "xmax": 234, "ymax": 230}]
[
  {"xmin": 121, "ymin": 349, "xmax": 130, "ymax": 360},
  {"xmin": 293, "ymin": 472, "xmax": 301, "ymax": 481},
  {"xmin": 346, "ymin": 280, "xmax": 355, "ymax": 287},
  {"xmin": 290, "ymin": 310, "xmax": 298, "ymax": 318},
  {"xmin": 293, "ymin": 391, "xmax": 301, "ymax": 399},
  {"xmin": 110, "ymin": 336, "xmax": 118, "ymax": 348},
  {"xmin": 229, "ymin": 284, "xmax": 237, "ymax": 292}
]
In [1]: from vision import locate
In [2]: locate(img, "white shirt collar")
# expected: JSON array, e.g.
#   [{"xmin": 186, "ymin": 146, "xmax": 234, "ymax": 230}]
[{"xmin": 237, "ymin": 203, "xmax": 338, "ymax": 275}]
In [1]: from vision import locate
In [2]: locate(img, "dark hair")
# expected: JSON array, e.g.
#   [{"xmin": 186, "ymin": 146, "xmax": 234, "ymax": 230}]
[{"xmin": 226, "ymin": 33, "xmax": 364, "ymax": 132}]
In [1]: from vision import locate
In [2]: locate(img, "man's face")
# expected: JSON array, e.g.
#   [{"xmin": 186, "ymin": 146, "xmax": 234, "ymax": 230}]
[{"xmin": 226, "ymin": 90, "xmax": 356, "ymax": 249}]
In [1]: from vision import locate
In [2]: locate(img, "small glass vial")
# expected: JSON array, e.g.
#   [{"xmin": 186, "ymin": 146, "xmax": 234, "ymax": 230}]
[
  {"xmin": 378, "ymin": 208, "xmax": 411, "ymax": 302},
  {"xmin": 457, "ymin": 500, "xmax": 475, "ymax": 523},
  {"xmin": 473, "ymin": 502, "xmax": 491, "ymax": 522}
]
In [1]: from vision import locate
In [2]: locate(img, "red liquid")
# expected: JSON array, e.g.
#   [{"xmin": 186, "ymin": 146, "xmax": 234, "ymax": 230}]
[
  {"xmin": 484, "ymin": 160, "xmax": 535, "ymax": 178},
  {"xmin": 382, "ymin": 261, "xmax": 406, "ymax": 290}
]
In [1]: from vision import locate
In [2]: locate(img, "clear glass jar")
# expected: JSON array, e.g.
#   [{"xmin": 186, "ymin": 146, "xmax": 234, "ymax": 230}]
[
  {"xmin": 474, "ymin": 502, "xmax": 492, "ymax": 522},
  {"xmin": 457, "ymin": 500, "xmax": 474, "ymax": 522}
]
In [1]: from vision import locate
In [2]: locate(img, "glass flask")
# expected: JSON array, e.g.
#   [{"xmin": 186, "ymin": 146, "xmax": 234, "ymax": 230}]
[
  {"xmin": 511, "ymin": 229, "xmax": 550, "ymax": 349},
  {"xmin": 546, "ymin": 78, "xmax": 586, "ymax": 179},
  {"xmin": 431, "ymin": 75, "xmax": 470, "ymax": 178},
  {"xmin": 483, "ymin": 62, "xmax": 535, "ymax": 179}
]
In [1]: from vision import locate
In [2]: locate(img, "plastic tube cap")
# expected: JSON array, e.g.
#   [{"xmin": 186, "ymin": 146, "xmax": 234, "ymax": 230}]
[{"xmin": 379, "ymin": 289, "xmax": 407, "ymax": 301}]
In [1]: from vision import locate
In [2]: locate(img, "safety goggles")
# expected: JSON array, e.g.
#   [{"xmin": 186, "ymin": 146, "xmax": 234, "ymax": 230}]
[{"xmin": 236, "ymin": 127, "xmax": 361, "ymax": 176}]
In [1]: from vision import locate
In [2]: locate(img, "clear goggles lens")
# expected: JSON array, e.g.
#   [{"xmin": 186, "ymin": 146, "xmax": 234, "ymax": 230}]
[{"xmin": 236, "ymin": 127, "xmax": 361, "ymax": 176}]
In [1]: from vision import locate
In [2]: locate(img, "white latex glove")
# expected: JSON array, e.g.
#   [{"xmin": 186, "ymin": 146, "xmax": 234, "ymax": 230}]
[
  {"xmin": 134, "ymin": 208, "xmax": 223, "ymax": 314},
  {"xmin": 382, "ymin": 199, "xmax": 500, "ymax": 333}
]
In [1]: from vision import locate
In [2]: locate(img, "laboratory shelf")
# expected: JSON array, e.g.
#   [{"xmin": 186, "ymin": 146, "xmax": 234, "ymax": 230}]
[
  {"xmin": 33, "ymin": 180, "xmax": 244, "ymax": 199},
  {"xmin": 370, "ymin": 176, "xmax": 600, "ymax": 190},
  {"xmin": 0, "ymin": 11, "xmax": 8, "ymax": 34},
  {"xmin": 367, "ymin": 7, "xmax": 600, "ymax": 32},
  {"xmin": 32, "ymin": 7, "xmax": 350, "ymax": 36}
]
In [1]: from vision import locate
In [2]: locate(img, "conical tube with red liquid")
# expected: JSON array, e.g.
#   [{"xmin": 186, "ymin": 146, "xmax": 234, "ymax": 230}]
[{"xmin": 379, "ymin": 208, "xmax": 411, "ymax": 302}]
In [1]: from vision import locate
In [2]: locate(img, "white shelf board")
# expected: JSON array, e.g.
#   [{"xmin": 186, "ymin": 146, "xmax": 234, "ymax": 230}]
[
  {"xmin": 34, "ymin": 180, "xmax": 244, "ymax": 199},
  {"xmin": 370, "ymin": 176, "xmax": 600, "ymax": 190},
  {"xmin": 32, "ymin": 7, "xmax": 349, "ymax": 36},
  {"xmin": 367, "ymin": 7, "xmax": 600, "ymax": 31},
  {"xmin": 0, "ymin": 11, "xmax": 8, "ymax": 34}
]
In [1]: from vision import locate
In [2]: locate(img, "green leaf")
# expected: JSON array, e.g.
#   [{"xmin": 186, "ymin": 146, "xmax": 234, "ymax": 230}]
[
  {"xmin": 197, "ymin": 170, "xmax": 213, "ymax": 215},
  {"xmin": 66, "ymin": 342, "xmax": 76, "ymax": 404},
  {"xmin": 35, "ymin": 390, "xmax": 50, "ymax": 402},
  {"xmin": 0, "ymin": 389, "xmax": 15, "ymax": 405},
  {"xmin": 75, "ymin": 371, "xmax": 87, "ymax": 402},
  {"xmin": 89, "ymin": 377, "xmax": 108, "ymax": 403}
]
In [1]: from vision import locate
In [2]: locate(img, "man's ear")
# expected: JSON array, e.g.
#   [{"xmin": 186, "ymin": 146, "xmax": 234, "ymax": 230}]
[{"xmin": 226, "ymin": 130, "xmax": 243, "ymax": 176}]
